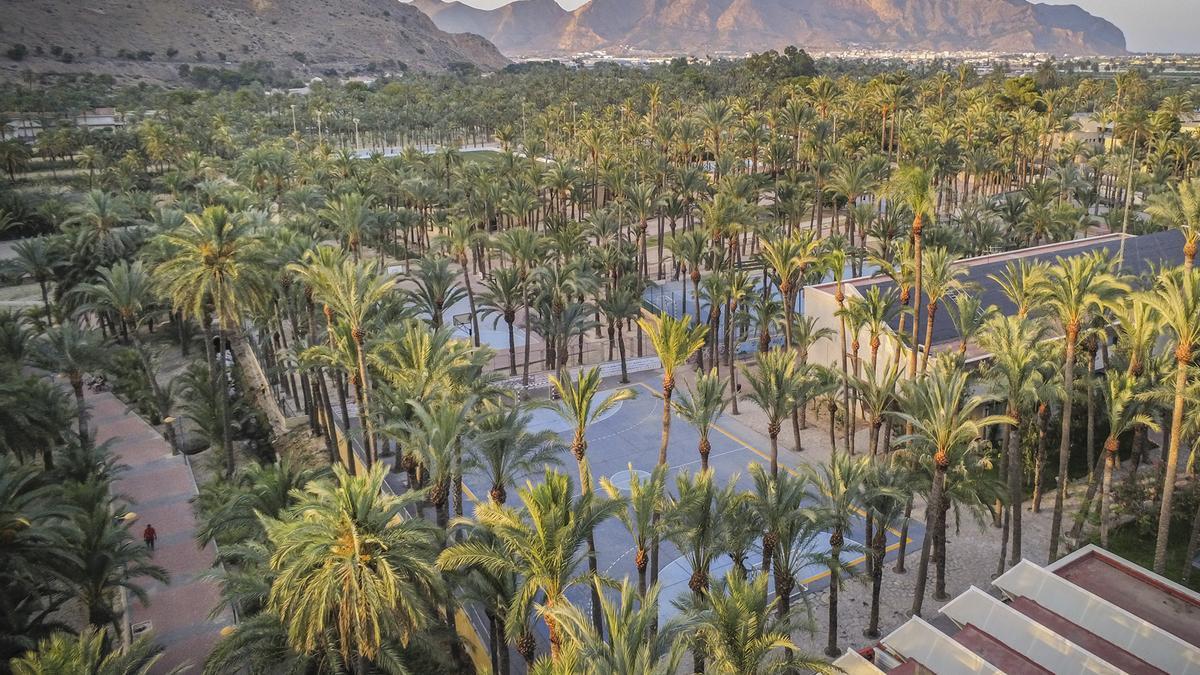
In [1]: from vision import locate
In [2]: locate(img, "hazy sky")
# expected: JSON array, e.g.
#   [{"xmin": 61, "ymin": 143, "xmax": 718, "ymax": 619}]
[{"xmin": 450, "ymin": 0, "xmax": 1197, "ymax": 54}]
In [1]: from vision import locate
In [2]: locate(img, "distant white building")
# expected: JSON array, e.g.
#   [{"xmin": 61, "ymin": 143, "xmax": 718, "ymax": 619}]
[{"xmin": 2, "ymin": 119, "xmax": 42, "ymax": 141}]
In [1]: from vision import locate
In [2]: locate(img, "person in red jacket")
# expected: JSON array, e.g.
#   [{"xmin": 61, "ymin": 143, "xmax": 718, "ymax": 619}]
[{"xmin": 143, "ymin": 524, "xmax": 157, "ymax": 551}]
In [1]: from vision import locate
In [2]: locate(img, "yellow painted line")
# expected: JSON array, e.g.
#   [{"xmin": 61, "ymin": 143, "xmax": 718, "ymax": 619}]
[
  {"xmin": 634, "ymin": 380, "xmax": 915, "ymax": 541},
  {"xmin": 798, "ymin": 541, "xmax": 904, "ymax": 586},
  {"xmin": 463, "ymin": 482, "xmax": 479, "ymax": 504},
  {"xmin": 455, "ymin": 607, "xmax": 491, "ymax": 673}
]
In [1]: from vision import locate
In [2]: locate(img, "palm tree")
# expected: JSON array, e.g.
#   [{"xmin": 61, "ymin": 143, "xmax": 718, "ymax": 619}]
[
  {"xmin": 849, "ymin": 362, "xmax": 902, "ymax": 458},
  {"xmin": 478, "ymin": 267, "xmax": 524, "ymax": 375},
  {"xmin": 740, "ymin": 350, "xmax": 804, "ymax": 474},
  {"xmin": 468, "ymin": 403, "xmax": 562, "ymax": 506},
  {"xmin": 0, "ymin": 455, "xmax": 78, "ymax": 647},
  {"xmin": 747, "ymin": 463, "xmax": 803, "ymax": 581},
  {"xmin": 791, "ymin": 315, "xmax": 835, "ymax": 432},
  {"xmin": 397, "ymin": 398, "xmax": 473, "ymax": 528},
  {"xmin": 62, "ymin": 190, "xmax": 134, "ymax": 263},
  {"xmin": 760, "ymin": 233, "xmax": 817, "ymax": 350},
  {"xmin": 196, "ymin": 457, "xmax": 325, "ymax": 546},
  {"xmin": 71, "ymin": 260, "xmax": 156, "ymax": 344},
  {"xmin": 495, "ymin": 229, "xmax": 546, "ymax": 387},
  {"xmin": 597, "ymin": 281, "xmax": 642, "ymax": 383},
  {"xmin": 541, "ymin": 579, "xmax": 689, "ymax": 675},
  {"xmin": 438, "ymin": 469, "xmax": 620, "ymax": 663},
  {"xmin": 673, "ymin": 369, "xmax": 730, "ymax": 471},
  {"xmin": 66, "ymin": 482, "xmax": 169, "ymax": 631},
  {"xmin": 305, "ymin": 257, "xmax": 396, "ymax": 467},
  {"xmin": 9, "ymin": 628, "xmax": 179, "ymax": 675},
  {"xmin": 693, "ymin": 571, "xmax": 833, "ymax": 675},
  {"xmin": 978, "ymin": 314, "xmax": 1049, "ymax": 569},
  {"xmin": 861, "ymin": 460, "xmax": 909, "ymax": 638},
  {"xmin": 665, "ymin": 469, "xmax": 738, "ymax": 673},
  {"xmin": 435, "ymin": 217, "xmax": 485, "ymax": 347},
  {"xmin": 888, "ymin": 167, "xmax": 937, "ymax": 378},
  {"xmin": 601, "ymin": 463, "xmax": 666, "ymax": 599},
  {"xmin": 1145, "ymin": 178, "xmax": 1200, "ymax": 271},
  {"xmin": 894, "ymin": 360, "xmax": 1010, "ymax": 616},
  {"xmin": 945, "ymin": 294, "xmax": 994, "ymax": 357},
  {"xmin": 407, "ymin": 256, "xmax": 467, "ymax": 331},
  {"xmin": 806, "ymin": 453, "xmax": 869, "ymax": 657},
  {"xmin": 764, "ymin": 476, "xmax": 822, "ymax": 621},
  {"xmin": 549, "ymin": 366, "xmax": 635, "ymax": 633},
  {"xmin": 1042, "ymin": 253, "xmax": 1128, "ymax": 560},
  {"xmin": 31, "ymin": 322, "xmax": 106, "ymax": 442},
  {"xmin": 0, "ymin": 139, "xmax": 32, "ymax": 180},
  {"xmin": 11, "ymin": 237, "xmax": 62, "ymax": 322},
  {"xmin": 665, "ymin": 229, "xmax": 708, "ymax": 325},
  {"xmin": 1145, "ymin": 269, "xmax": 1200, "ymax": 573},
  {"xmin": 638, "ymin": 309, "xmax": 707, "ymax": 593},
  {"xmin": 1096, "ymin": 371, "xmax": 1158, "ymax": 548},
  {"xmin": 154, "ymin": 205, "xmax": 269, "ymax": 477},
  {"xmin": 916, "ymin": 247, "xmax": 966, "ymax": 372},
  {"xmin": 264, "ymin": 464, "xmax": 443, "ymax": 668},
  {"xmin": 320, "ymin": 191, "xmax": 376, "ymax": 262}
]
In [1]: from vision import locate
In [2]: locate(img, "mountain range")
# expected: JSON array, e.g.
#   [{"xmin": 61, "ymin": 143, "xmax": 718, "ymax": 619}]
[
  {"xmin": 0, "ymin": 0, "xmax": 508, "ymax": 83},
  {"xmin": 409, "ymin": 0, "xmax": 1127, "ymax": 57}
]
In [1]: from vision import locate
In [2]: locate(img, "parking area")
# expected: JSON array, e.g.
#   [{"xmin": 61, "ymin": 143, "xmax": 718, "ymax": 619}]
[{"xmin": 460, "ymin": 371, "xmax": 924, "ymax": 622}]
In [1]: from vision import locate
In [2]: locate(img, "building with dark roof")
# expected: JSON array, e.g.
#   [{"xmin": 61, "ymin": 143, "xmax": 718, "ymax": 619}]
[
  {"xmin": 835, "ymin": 545, "xmax": 1200, "ymax": 674},
  {"xmin": 801, "ymin": 230, "xmax": 1187, "ymax": 371}
]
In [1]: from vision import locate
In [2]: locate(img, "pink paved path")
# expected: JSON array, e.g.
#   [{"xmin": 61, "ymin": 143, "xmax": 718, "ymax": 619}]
[{"xmin": 91, "ymin": 392, "xmax": 233, "ymax": 673}]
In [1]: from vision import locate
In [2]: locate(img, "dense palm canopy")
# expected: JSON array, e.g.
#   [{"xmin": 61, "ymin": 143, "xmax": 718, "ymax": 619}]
[{"xmin": 5, "ymin": 56, "xmax": 1200, "ymax": 675}]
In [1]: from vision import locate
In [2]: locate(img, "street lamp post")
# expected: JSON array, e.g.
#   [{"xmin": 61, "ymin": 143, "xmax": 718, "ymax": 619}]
[{"xmin": 353, "ymin": 117, "xmax": 361, "ymax": 150}]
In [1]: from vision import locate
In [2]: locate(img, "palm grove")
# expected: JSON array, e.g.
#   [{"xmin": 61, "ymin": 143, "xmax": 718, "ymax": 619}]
[{"xmin": 2, "ymin": 56, "xmax": 1200, "ymax": 673}]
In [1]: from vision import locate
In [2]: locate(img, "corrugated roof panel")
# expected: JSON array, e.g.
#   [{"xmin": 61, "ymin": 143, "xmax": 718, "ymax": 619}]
[
  {"xmin": 881, "ymin": 616, "xmax": 1004, "ymax": 675},
  {"xmin": 940, "ymin": 587, "xmax": 1124, "ymax": 675},
  {"xmin": 994, "ymin": 560, "xmax": 1200, "ymax": 674},
  {"xmin": 832, "ymin": 649, "xmax": 887, "ymax": 674}
]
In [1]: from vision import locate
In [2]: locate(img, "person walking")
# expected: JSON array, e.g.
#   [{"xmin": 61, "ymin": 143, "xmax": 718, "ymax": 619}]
[{"xmin": 143, "ymin": 523, "xmax": 157, "ymax": 551}]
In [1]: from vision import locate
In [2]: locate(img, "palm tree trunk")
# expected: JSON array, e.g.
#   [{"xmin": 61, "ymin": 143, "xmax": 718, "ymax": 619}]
[
  {"xmin": 312, "ymin": 370, "xmax": 337, "ymax": 465},
  {"xmin": 921, "ymin": 305, "xmax": 937, "ymax": 373},
  {"xmin": 650, "ymin": 377, "xmax": 675, "ymax": 619},
  {"xmin": 911, "ymin": 466, "xmax": 944, "ymax": 616},
  {"xmin": 825, "ymin": 530, "xmax": 843, "ymax": 657},
  {"xmin": 1033, "ymin": 403, "xmax": 1050, "ymax": 512},
  {"xmin": 934, "ymin": 497, "xmax": 950, "ymax": 600},
  {"xmin": 1049, "ymin": 336, "xmax": 1077, "ymax": 561},
  {"xmin": 506, "ymin": 320, "xmax": 517, "ymax": 376},
  {"xmin": 866, "ymin": 525, "xmax": 886, "ymax": 638},
  {"xmin": 461, "ymin": 256, "xmax": 481, "ymax": 348},
  {"xmin": 769, "ymin": 430, "xmax": 780, "ymax": 477},
  {"xmin": 1008, "ymin": 412, "xmax": 1023, "ymax": 566},
  {"xmin": 352, "ymin": 339, "xmax": 375, "ymax": 468},
  {"xmin": 71, "ymin": 377, "xmax": 87, "ymax": 443},
  {"xmin": 335, "ymin": 372, "xmax": 354, "ymax": 469},
  {"xmin": 617, "ymin": 323, "xmax": 628, "ymax": 383},
  {"xmin": 1101, "ymin": 444, "xmax": 1117, "ymax": 548},
  {"xmin": 1153, "ymin": 355, "xmax": 1190, "ymax": 573},
  {"xmin": 521, "ymin": 288, "xmax": 532, "ymax": 388},
  {"xmin": 909, "ymin": 216, "xmax": 924, "ymax": 379},
  {"xmin": 215, "ymin": 328, "xmax": 235, "ymax": 478}
]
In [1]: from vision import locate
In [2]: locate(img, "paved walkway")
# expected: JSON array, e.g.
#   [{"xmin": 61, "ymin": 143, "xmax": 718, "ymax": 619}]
[{"xmin": 91, "ymin": 391, "xmax": 232, "ymax": 673}]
